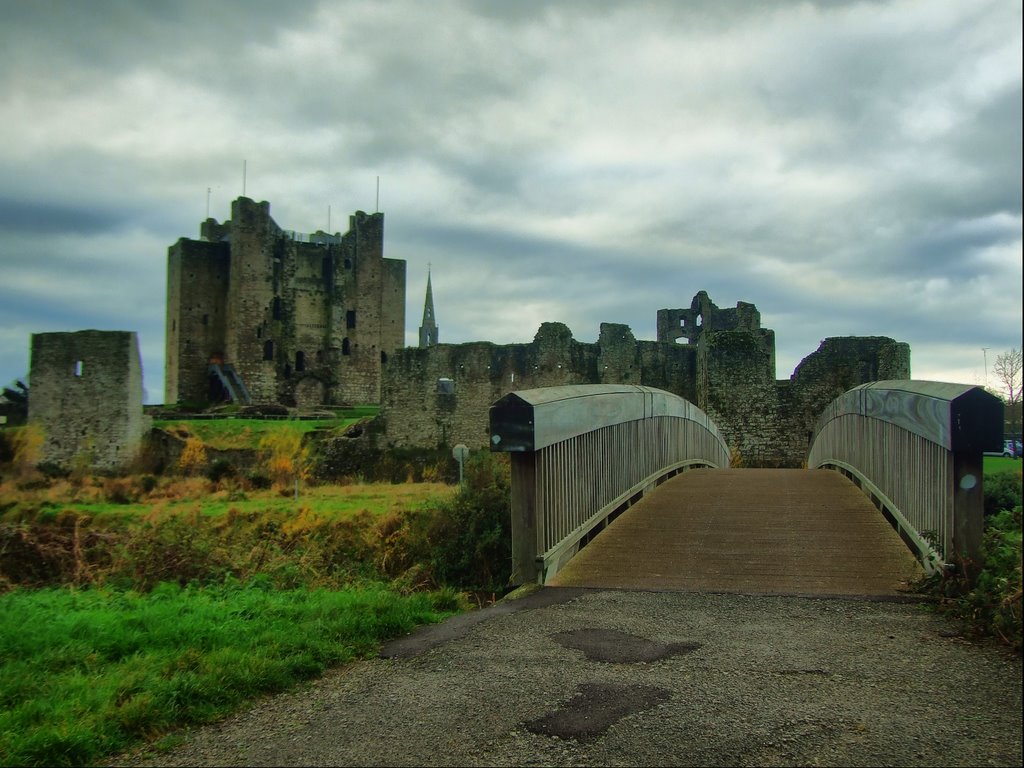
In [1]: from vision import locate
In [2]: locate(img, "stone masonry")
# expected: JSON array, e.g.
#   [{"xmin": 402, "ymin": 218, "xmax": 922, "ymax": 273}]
[
  {"xmin": 166, "ymin": 197, "xmax": 405, "ymax": 407},
  {"xmin": 380, "ymin": 292, "xmax": 910, "ymax": 468},
  {"xmin": 28, "ymin": 330, "xmax": 148, "ymax": 471}
]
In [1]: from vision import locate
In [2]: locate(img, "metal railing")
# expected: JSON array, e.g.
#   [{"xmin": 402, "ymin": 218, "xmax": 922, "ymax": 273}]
[
  {"xmin": 490, "ymin": 384, "xmax": 730, "ymax": 584},
  {"xmin": 807, "ymin": 380, "xmax": 1002, "ymax": 576}
]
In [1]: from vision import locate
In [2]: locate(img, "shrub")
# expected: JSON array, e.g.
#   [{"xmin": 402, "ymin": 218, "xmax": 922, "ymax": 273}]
[
  {"xmin": 245, "ymin": 471, "xmax": 272, "ymax": 490},
  {"xmin": 919, "ymin": 504, "xmax": 1022, "ymax": 652},
  {"xmin": 11, "ymin": 424, "xmax": 44, "ymax": 479},
  {"xmin": 984, "ymin": 469, "xmax": 1023, "ymax": 517},
  {"xmin": 954, "ymin": 506, "xmax": 1022, "ymax": 651},
  {"xmin": 258, "ymin": 431, "xmax": 310, "ymax": 491},
  {"xmin": 428, "ymin": 453, "xmax": 512, "ymax": 594},
  {"xmin": 177, "ymin": 438, "xmax": 208, "ymax": 476}
]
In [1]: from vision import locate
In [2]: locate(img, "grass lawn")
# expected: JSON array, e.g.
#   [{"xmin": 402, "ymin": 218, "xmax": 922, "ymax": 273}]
[
  {"xmin": 984, "ymin": 455, "xmax": 1022, "ymax": 476},
  {"xmin": 0, "ymin": 583, "xmax": 461, "ymax": 767}
]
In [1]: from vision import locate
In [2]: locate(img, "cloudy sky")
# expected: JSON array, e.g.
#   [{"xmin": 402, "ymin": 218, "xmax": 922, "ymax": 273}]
[{"xmin": 1, "ymin": 0, "xmax": 1020, "ymax": 404}]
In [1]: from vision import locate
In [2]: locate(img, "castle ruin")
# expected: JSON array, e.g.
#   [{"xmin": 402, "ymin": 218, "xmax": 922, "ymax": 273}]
[
  {"xmin": 379, "ymin": 292, "xmax": 910, "ymax": 468},
  {"xmin": 165, "ymin": 197, "xmax": 406, "ymax": 407},
  {"xmin": 28, "ymin": 330, "xmax": 148, "ymax": 471}
]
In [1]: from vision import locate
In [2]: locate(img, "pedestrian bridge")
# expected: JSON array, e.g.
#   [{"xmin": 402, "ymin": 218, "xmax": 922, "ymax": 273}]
[{"xmin": 489, "ymin": 382, "xmax": 1002, "ymax": 596}]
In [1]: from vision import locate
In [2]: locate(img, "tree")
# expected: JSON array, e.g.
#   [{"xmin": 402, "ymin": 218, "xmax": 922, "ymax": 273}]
[
  {"xmin": 1, "ymin": 378, "xmax": 28, "ymax": 425},
  {"xmin": 993, "ymin": 347, "xmax": 1022, "ymax": 436}
]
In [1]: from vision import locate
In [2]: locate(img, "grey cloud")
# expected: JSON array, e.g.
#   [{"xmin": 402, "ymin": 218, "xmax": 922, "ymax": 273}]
[{"xmin": 0, "ymin": 0, "xmax": 1018, "ymax": 400}]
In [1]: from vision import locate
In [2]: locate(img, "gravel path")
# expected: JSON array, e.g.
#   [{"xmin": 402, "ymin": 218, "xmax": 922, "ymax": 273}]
[{"xmin": 110, "ymin": 588, "xmax": 1022, "ymax": 767}]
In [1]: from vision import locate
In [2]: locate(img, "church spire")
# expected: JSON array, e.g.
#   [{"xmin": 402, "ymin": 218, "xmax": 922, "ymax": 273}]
[{"xmin": 418, "ymin": 267, "xmax": 439, "ymax": 348}]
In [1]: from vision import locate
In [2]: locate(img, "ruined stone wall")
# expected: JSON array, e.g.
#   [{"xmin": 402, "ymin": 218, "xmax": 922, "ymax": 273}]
[
  {"xmin": 658, "ymin": 290, "xmax": 762, "ymax": 346},
  {"xmin": 381, "ymin": 257, "xmax": 407, "ymax": 358},
  {"xmin": 381, "ymin": 322, "xmax": 698, "ymax": 449},
  {"xmin": 381, "ymin": 305, "xmax": 908, "ymax": 467},
  {"xmin": 29, "ymin": 331, "xmax": 148, "ymax": 471},
  {"xmin": 224, "ymin": 197, "xmax": 279, "ymax": 403},
  {"xmin": 697, "ymin": 331, "xmax": 911, "ymax": 467},
  {"xmin": 341, "ymin": 212, "xmax": 389, "ymax": 404},
  {"xmin": 696, "ymin": 329, "xmax": 787, "ymax": 465},
  {"xmin": 784, "ymin": 336, "xmax": 911, "ymax": 459},
  {"xmin": 165, "ymin": 239, "xmax": 229, "ymax": 405},
  {"xmin": 381, "ymin": 324, "xmax": 594, "ymax": 448}
]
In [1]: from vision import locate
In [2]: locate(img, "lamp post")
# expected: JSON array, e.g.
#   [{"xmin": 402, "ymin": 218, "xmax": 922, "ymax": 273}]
[{"xmin": 982, "ymin": 347, "xmax": 990, "ymax": 388}]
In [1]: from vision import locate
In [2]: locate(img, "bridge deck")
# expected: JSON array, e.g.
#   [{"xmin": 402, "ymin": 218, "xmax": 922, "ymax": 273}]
[{"xmin": 549, "ymin": 468, "xmax": 923, "ymax": 597}]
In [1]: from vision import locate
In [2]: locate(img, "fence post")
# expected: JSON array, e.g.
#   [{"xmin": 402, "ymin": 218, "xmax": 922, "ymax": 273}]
[
  {"xmin": 509, "ymin": 452, "xmax": 539, "ymax": 585},
  {"xmin": 952, "ymin": 449, "xmax": 984, "ymax": 580}
]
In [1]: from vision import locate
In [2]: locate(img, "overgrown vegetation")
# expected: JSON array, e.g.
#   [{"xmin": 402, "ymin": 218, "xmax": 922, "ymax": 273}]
[
  {"xmin": 0, "ymin": 418, "xmax": 513, "ymax": 766},
  {"xmin": 918, "ymin": 464, "xmax": 1022, "ymax": 652},
  {"xmin": 152, "ymin": 408, "xmax": 376, "ymax": 452}
]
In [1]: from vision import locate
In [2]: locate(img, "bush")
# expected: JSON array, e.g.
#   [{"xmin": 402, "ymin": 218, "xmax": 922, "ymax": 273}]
[
  {"xmin": 985, "ymin": 469, "xmax": 1023, "ymax": 517},
  {"xmin": 954, "ymin": 506, "xmax": 1022, "ymax": 651},
  {"xmin": 919, "ymin": 504, "xmax": 1022, "ymax": 652},
  {"xmin": 429, "ymin": 453, "xmax": 512, "ymax": 594}
]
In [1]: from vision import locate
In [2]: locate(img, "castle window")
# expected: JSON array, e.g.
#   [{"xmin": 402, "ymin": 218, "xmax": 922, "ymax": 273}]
[
  {"xmin": 344, "ymin": 258, "xmax": 352, "ymax": 269},
  {"xmin": 295, "ymin": 351, "xmax": 305, "ymax": 372},
  {"xmin": 272, "ymin": 297, "xmax": 282, "ymax": 320},
  {"xmin": 256, "ymin": 326, "xmax": 262, "ymax": 339},
  {"xmin": 263, "ymin": 341, "xmax": 274, "ymax": 361},
  {"xmin": 284, "ymin": 364, "xmax": 292, "ymax": 379},
  {"xmin": 172, "ymin": 320, "xmax": 176, "ymax": 332},
  {"xmin": 322, "ymin": 257, "xmax": 332, "ymax": 288},
  {"xmin": 342, "ymin": 338, "xmax": 351, "ymax": 356},
  {"xmin": 73, "ymin": 360, "xmax": 83, "ymax": 377},
  {"xmin": 381, "ymin": 351, "xmax": 388, "ymax": 364},
  {"xmin": 346, "ymin": 310, "xmax": 356, "ymax": 329},
  {"xmin": 202, "ymin": 314, "xmax": 209, "ymax": 326}
]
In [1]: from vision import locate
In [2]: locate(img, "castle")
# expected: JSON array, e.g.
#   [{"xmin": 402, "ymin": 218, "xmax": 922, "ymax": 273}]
[
  {"xmin": 158, "ymin": 195, "xmax": 910, "ymax": 468},
  {"xmin": 380, "ymin": 291, "xmax": 910, "ymax": 467},
  {"xmin": 165, "ymin": 197, "xmax": 406, "ymax": 407}
]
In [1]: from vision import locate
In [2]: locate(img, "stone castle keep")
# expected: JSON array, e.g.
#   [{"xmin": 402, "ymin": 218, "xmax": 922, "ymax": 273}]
[{"xmin": 166, "ymin": 197, "xmax": 406, "ymax": 408}]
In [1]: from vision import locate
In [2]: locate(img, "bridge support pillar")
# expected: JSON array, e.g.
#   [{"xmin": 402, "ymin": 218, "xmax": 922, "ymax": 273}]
[{"xmin": 510, "ymin": 453, "xmax": 539, "ymax": 585}]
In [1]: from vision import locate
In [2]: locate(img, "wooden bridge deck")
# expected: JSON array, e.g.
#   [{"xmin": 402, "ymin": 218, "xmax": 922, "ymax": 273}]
[{"xmin": 548, "ymin": 468, "xmax": 923, "ymax": 597}]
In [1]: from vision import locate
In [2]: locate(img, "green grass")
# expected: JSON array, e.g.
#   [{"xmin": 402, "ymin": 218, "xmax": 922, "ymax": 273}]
[
  {"xmin": 984, "ymin": 455, "xmax": 1022, "ymax": 476},
  {"xmin": 0, "ymin": 581, "xmax": 461, "ymax": 767},
  {"xmin": 154, "ymin": 407, "xmax": 379, "ymax": 451}
]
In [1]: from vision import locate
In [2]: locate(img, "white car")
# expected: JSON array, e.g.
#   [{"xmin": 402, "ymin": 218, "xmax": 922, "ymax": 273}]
[{"xmin": 984, "ymin": 439, "xmax": 1020, "ymax": 458}]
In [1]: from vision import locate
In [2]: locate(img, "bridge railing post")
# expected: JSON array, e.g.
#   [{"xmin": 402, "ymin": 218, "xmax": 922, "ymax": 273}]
[
  {"xmin": 952, "ymin": 448, "xmax": 985, "ymax": 581},
  {"xmin": 509, "ymin": 452, "xmax": 539, "ymax": 585}
]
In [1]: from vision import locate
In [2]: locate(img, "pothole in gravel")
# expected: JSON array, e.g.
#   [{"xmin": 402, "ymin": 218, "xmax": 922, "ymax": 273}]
[
  {"xmin": 550, "ymin": 628, "xmax": 701, "ymax": 663},
  {"xmin": 524, "ymin": 682, "xmax": 671, "ymax": 743}
]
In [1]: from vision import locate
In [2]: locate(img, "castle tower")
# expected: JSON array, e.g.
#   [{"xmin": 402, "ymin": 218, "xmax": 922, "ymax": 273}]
[
  {"xmin": 418, "ymin": 268, "xmax": 439, "ymax": 348},
  {"xmin": 166, "ymin": 197, "xmax": 405, "ymax": 407},
  {"xmin": 29, "ymin": 330, "xmax": 147, "ymax": 470}
]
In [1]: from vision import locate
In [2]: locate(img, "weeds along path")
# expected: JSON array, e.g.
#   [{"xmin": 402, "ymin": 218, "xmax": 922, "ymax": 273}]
[{"xmin": 112, "ymin": 588, "xmax": 1022, "ymax": 768}]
